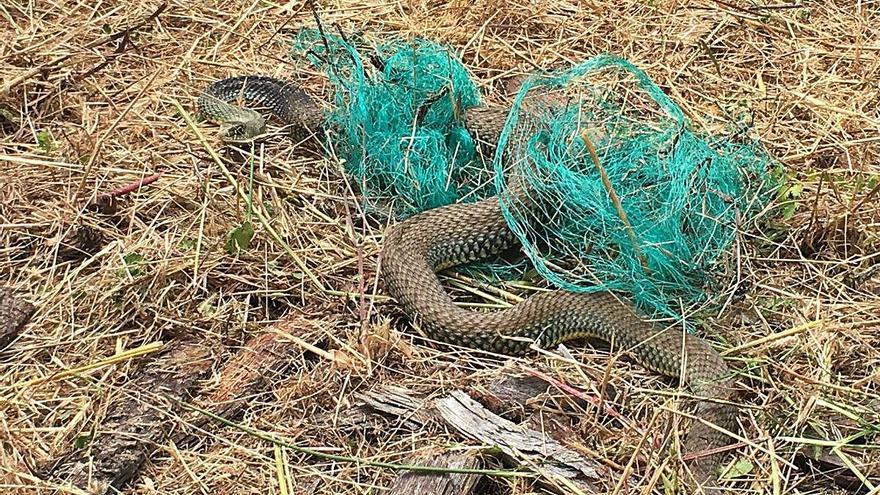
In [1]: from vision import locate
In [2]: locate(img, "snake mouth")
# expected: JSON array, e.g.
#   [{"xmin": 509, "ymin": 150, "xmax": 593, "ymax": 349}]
[{"xmin": 218, "ymin": 115, "xmax": 267, "ymax": 142}]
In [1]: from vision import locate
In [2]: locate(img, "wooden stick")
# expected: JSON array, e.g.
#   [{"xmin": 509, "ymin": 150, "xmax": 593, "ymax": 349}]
[{"xmin": 580, "ymin": 130, "xmax": 650, "ymax": 274}]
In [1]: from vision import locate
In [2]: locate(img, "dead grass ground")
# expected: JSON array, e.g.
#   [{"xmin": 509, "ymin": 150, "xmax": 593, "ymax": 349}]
[{"xmin": 1, "ymin": 1, "xmax": 879, "ymax": 494}]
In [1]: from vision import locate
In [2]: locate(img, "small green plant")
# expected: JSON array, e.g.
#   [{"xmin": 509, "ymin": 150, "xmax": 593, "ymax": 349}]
[
  {"xmin": 119, "ymin": 253, "xmax": 145, "ymax": 278},
  {"xmin": 179, "ymin": 237, "xmax": 197, "ymax": 250},
  {"xmin": 778, "ymin": 181, "xmax": 803, "ymax": 221},
  {"xmin": 36, "ymin": 130, "xmax": 56, "ymax": 153},
  {"xmin": 225, "ymin": 155, "xmax": 257, "ymax": 255},
  {"xmin": 0, "ymin": 105, "xmax": 17, "ymax": 124},
  {"xmin": 771, "ymin": 166, "xmax": 803, "ymax": 221},
  {"xmin": 225, "ymin": 221, "xmax": 255, "ymax": 254},
  {"xmin": 197, "ymin": 294, "xmax": 217, "ymax": 317},
  {"xmin": 74, "ymin": 434, "xmax": 92, "ymax": 449}
]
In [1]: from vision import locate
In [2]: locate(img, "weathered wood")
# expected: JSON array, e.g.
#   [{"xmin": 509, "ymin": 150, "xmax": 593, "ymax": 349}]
[
  {"xmin": 357, "ymin": 385, "xmax": 605, "ymax": 494},
  {"xmin": 44, "ymin": 342, "xmax": 215, "ymax": 494},
  {"xmin": 386, "ymin": 450, "xmax": 483, "ymax": 495},
  {"xmin": 358, "ymin": 384, "xmax": 440, "ymax": 427},
  {"xmin": 193, "ymin": 325, "xmax": 302, "ymax": 420},
  {"xmin": 481, "ymin": 373, "xmax": 553, "ymax": 413},
  {"xmin": 175, "ymin": 314, "xmax": 325, "ymax": 443},
  {"xmin": 436, "ymin": 390, "xmax": 601, "ymax": 492},
  {"xmin": 0, "ymin": 286, "xmax": 35, "ymax": 350}
]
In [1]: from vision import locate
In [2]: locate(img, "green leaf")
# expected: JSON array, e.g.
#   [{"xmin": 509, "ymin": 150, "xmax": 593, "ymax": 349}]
[
  {"xmin": 197, "ymin": 295, "xmax": 217, "ymax": 317},
  {"xmin": 776, "ymin": 175, "xmax": 802, "ymax": 220},
  {"xmin": 722, "ymin": 457, "xmax": 754, "ymax": 478},
  {"xmin": 781, "ymin": 200, "xmax": 799, "ymax": 220},
  {"xmin": 74, "ymin": 434, "xmax": 92, "ymax": 449},
  {"xmin": 225, "ymin": 221, "xmax": 254, "ymax": 254},
  {"xmin": 36, "ymin": 131, "xmax": 55, "ymax": 153},
  {"xmin": 179, "ymin": 237, "xmax": 197, "ymax": 250},
  {"xmin": 120, "ymin": 253, "xmax": 145, "ymax": 277},
  {"xmin": 776, "ymin": 180, "xmax": 802, "ymax": 202}
]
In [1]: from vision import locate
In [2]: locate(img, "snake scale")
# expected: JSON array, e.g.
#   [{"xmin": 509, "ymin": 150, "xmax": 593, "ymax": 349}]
[{"xmin": 198, "ymin": 75, "xmax": 738, "ymax": 493}]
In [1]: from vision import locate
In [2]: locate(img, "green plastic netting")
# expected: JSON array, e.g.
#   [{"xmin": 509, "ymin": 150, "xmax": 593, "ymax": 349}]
[
  {"xmin": 295, "ymin": 30, "xmax": 488, "ymax": 216},
  {"xmin": 293, "ymin": 29, "xmax": 775, "ymax": 319}
]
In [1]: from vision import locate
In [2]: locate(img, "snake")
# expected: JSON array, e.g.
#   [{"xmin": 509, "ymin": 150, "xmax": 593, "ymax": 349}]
[{"xmin": 198, "ymin": 74, "xmax": 738, "ymax": 493}]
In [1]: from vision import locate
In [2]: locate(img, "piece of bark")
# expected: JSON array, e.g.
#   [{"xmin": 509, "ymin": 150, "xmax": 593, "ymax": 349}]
[
  {"xmin": 113, "ymin": 313, "xmax": 329, "ymax": 491},
  {"xmin": 175, "ymin": 314, "xmax": 326, "ymax": 444},
  {"xmin": 356, "ymin": 386, "xmax": 605, "ymax": 494},
  {"xmin": 197, "ymin": 331, "xmax": 291, "ymax": 406},
  {"xmin": 436, "ymin": 391, "xmax": 601, "ymax": 493},
  {"xmin": 481, "ymin": 374, "xmax": 553, "ymax": 414},
  {"xmin": 794, "ymin": 447, "xmax": 878, "ymax": 494},
  {"xmin": 358, "ymin": 385, "xmax": 440, "ymax": 427},
  {"xmin": 44, "ymin": 341, "xmax": 215, "ymax": 494},
  {"xmin": 0, "ymin": 286, "xmax": 36, "ymax": 350},
  {"xmin": 386, "ymin": 450, "xmax": 483, "ymax": 495},
  {"xmin": 190, "ymin": 328, "xmax": 301, "ymax": 421}
]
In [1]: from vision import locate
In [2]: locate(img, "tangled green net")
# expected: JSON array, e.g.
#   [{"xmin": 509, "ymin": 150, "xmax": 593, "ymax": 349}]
[
  {"xmin": 295, "ymin": 30, "xmax": 487, "ymax": 216},
  {"xmin": 294, "ymin": 30, "xmax": 775, "ymax": 319}
]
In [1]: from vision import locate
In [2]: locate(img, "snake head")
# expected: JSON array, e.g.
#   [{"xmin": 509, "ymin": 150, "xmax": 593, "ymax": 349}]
[{"xmin": 218, "ymin": 109, "xmax": 268, "ymax": 142}]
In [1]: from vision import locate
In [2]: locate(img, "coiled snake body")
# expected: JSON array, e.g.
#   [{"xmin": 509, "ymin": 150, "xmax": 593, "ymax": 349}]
[{"xmin": 198, "ymin": 75, "xmax": 738, "ymax": 493}]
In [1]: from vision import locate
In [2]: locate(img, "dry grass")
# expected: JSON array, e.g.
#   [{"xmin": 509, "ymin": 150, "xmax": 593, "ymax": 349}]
[{"xmin": 1, "ymin": 0, "xmax": 879, "ymax": 494}]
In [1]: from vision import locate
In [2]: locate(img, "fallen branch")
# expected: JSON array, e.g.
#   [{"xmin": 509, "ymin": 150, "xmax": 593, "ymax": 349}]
[
  {"xmin": 386, "ymin": 450, "xmax": 484, "ymax": 495},
  {"xmin": 357, "ymin": 385, "xmax": 608, "ymax": 494}
]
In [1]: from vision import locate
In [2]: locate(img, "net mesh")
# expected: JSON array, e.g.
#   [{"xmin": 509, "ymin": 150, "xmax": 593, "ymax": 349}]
[
  {"xmin": 295, "ymin": 30, "xmax": 489, "ymax": 218},
  {"xmin": 293, "ymin": 29, "xmax": 775, "ymax": 318}
]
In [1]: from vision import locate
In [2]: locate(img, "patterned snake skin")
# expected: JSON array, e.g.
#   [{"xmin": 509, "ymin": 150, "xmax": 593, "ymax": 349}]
[{"xmin": 198, "ymin": 75, "xmax": 738, "ymax": 493}]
